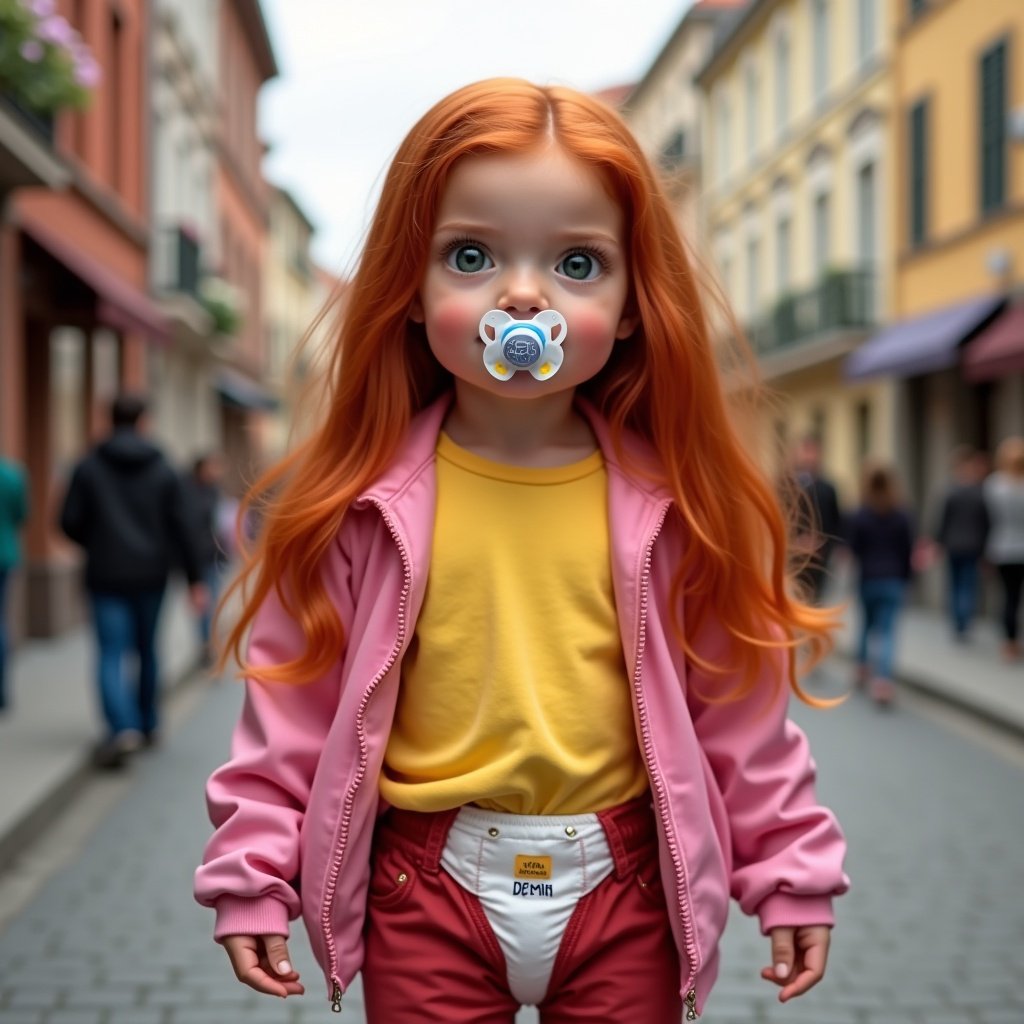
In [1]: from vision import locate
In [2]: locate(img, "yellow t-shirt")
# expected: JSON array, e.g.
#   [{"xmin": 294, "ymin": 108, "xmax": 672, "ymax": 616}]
[{"xmin": 380, "ymin": 433, "xmax": 649, "ymax": 815}]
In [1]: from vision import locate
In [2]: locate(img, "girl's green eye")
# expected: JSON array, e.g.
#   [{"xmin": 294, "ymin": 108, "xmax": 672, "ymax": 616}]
[
  {"xmin": 559, "ymin": 252, "xmax": 599, "ymax": 281},
  {"xmin": 448, "ymin": 245, "xmax": 492, "ymax": 274}
]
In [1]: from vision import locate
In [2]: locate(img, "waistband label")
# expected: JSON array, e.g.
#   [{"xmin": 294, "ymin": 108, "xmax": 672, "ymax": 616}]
[
  {"xmin": 512, "ymin": 881, "xmax": 555, "ymax": 897},
  {"xmin": 514, "ymin": 855, "xmax": 552, "ymax": 880}
]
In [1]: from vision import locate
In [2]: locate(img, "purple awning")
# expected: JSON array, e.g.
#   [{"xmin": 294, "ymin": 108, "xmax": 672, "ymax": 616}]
[{"xmin": 844, "ymin": 294, "xmax": 1006, "ymax": 380}]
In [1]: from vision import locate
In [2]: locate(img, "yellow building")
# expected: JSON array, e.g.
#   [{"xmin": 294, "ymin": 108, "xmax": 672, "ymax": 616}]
[
  {"xmin": 846, "ymin": 0, "xmax": 1024, "ymax": 511},
  {"xmin": 264, "ymin": 185, "xmax": 319, "ymax": 460},
  {"xmin": 697, "ymin": 0, "xmax": 895, "ymax": 505}
]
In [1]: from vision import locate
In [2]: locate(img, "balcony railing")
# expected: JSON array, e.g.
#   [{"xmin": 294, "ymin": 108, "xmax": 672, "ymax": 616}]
[
  {"xmin": 0, "ymin": 92, "xmax": 55, "ymax": 144},
  {"xmin": 749, "ymin": 268, "xmax": 875, "ymax": 355}
]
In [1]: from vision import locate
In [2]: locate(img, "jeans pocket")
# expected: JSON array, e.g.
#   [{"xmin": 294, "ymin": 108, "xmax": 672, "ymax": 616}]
[{"xmin": 368, "ymin": 843, "xmax": 417, "ymax": 910}]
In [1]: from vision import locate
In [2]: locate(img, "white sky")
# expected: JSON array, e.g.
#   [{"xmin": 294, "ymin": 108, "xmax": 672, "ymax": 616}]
[{"xmin": 259, "ymin": 1, "xmax": 694, "ymax": 276}]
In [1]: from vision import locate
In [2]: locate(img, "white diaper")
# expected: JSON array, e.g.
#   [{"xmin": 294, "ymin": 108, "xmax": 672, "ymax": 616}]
[{"xmin": 439, "ymin": 806, "xmax": 615, "ymax": 1006}]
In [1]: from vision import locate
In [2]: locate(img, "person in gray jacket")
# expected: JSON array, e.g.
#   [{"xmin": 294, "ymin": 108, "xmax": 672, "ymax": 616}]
[
  {"xmin": 984, "ymin": 437, "xmax": 1024, "ymax": 662},
  {"xmin": 934, "ymin": 445, "xmax": 989, "ymax": 640}
]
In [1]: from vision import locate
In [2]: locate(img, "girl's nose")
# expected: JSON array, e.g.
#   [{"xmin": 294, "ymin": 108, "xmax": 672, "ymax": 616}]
[{"xmin": 499, "ymin": 266, "xmax": 547, "ymax": 318}]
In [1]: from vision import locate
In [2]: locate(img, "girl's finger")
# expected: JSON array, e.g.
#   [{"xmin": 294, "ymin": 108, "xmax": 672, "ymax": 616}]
[{"xmin": 779, "ymin": 964, "xmax": 824, "ymax": 1002}]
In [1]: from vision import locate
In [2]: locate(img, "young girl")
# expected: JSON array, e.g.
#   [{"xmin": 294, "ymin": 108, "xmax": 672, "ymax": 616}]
[{"xmin": 194, "ymin": 78, "xmax": 849, "ymax": 1021}]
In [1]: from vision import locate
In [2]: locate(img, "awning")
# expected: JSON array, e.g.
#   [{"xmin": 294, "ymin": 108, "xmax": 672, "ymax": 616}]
[
  {"xmin": 19, "ymin": 216, "xmax": 171, "ymax": 343},
  {"xmin": 844, "ymin": 294, "xmax": 1006, "ymax": 380},
  {"xmin": 215, "ymin": 367, "xmax": 279, "ymax": 411},
  {"xmin": 962, "ymin": 302, "xmax": 1024, "ymax": 382}
]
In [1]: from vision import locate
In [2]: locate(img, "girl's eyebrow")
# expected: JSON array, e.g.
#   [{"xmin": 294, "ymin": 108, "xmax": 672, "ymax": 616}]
[{"xmin": 433, "ymin": 220, "xmax": 622, "ymax": 249}]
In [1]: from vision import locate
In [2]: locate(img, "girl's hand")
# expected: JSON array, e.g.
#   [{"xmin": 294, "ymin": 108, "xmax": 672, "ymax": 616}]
[
  {"xmin": 761, "ymin": 925, "xmax": 831, "ymax": 1002},
  {"xmin": 222, "ymin": 933, "xmax": 305, "ymax": 998}
]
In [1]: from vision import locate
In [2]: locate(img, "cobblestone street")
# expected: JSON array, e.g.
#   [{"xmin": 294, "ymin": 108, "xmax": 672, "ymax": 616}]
[{"xmin": 0, "ymin": 662, "xmax": 1022, "ymax": 1023}]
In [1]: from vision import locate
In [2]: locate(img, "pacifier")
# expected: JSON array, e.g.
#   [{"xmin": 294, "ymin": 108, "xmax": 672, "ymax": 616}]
[{"xmin": 478, "ymin": 309, "xmax": 568, "ymax": 381}]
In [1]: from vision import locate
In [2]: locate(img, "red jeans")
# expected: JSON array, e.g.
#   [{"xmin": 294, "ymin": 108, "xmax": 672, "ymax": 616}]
[{"xmin": 362, "ymin": 796, "xmax": 682, "ymax": 1023}]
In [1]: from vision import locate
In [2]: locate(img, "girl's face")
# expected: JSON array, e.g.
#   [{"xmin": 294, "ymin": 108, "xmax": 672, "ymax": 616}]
[{"xmin": 412, "ymin": 144, "xmax": 636, "ymax": 402}]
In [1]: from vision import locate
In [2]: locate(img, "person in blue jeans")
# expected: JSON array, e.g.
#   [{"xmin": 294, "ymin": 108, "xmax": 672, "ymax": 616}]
[
  {"xmin": 847, "ymin": 464, "xmax": 915, "ymax": 706},
  {"xmin": 0, "ymin": 456, "xmax": 29, "ymax": 712},
  {"xmin": 60, "ymin": 395, "xmax": 206, "ymax": 766}
]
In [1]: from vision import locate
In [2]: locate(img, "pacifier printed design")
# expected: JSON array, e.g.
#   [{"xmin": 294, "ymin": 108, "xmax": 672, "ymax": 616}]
[{"xmin": 478, "ymin": 310, "xmax": 568, "ymax": 381}]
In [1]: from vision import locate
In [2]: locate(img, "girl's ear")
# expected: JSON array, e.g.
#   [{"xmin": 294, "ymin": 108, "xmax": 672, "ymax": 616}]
[
  {"xmin": 615, "ymin": 308, "xmax": 639, "ymax": 340},
  {"xmin": 409, "ymin": 295, "xmax": 425, "ymax": 324}
]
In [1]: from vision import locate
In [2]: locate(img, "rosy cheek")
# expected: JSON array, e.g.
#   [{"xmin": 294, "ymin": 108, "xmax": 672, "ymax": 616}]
[
  {"xmin": 431, "ymin": 298, "xmax": 481, "ymax": 341},
  {"xmin": 568, "ymin": 308, "xmax": 617, "ymax": 345}
]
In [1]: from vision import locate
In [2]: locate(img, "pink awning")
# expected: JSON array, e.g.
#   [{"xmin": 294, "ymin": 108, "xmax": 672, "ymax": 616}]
[
  {"xmin": 19, "ymin": 216, "xmax": 171, "ymax": 343},
  {"xmin": 962, "ymin": 303, "xmax": 1024, "ymax": 382}
]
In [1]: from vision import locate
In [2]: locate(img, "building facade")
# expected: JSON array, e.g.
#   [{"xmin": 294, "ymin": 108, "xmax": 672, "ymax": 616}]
[
  {"xmin": 624, "ymin": 0, "xmax": 745, "ymax": 249},
  {"xmin": 148, "ymin": 0, "xmax": 223, "ymax": 467},
  {"xmin": 697, "ymin": 0, "xmax": 894, "ymax": 503},
  {"xmin": 263, "ymin": 185, "xmax": 318, "ymax": 460},
  {"xmin": 846, "ymin": 0, "xmax": 1024, "ymax": 517},
  {"xmin": 2, "ymin": 0, "xmax": 169, "ymax": 637}
]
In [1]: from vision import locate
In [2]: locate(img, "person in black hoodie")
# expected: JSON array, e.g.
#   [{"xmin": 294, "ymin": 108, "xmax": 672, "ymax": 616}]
[
  {"xmin": 60, "ymin": 394, "xmax": 206, "ymax": 765},
  {"xmin": 847, "ymin": 463, "xmax": 914, "ymax": 706}
]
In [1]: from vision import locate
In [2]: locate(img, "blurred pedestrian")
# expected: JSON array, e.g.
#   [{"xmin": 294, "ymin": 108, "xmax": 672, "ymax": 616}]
[
  {"xmin": 0, "ymin": 456, "xmax": 29, "ymax": 713},
  {"xmin": 792, "ymin": 435, "xmax": 843, "ymax": 604},
  {"xmin": 182, "ymin": 452, "xmax": 229, "ymax": 666},
  {"xmin": 59, "ymin": 394, "xmax": 206, "ymax": 766},
  {"xmin": 933, "ymin": 445, "xmax": 990, "ymax": 641},
  {"xmin": 847, "ymin": 463, "xmax": 914, "ymax": 705},
  {"xmin": 983, "ymin": 437, "xmax": 1024, "ymax": 663}
]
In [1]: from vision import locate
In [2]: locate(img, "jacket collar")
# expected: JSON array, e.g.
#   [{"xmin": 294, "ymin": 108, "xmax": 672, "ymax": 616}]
[{"xmin": 362, "ymin": 390, "xmax": 669, "ymax": 506}]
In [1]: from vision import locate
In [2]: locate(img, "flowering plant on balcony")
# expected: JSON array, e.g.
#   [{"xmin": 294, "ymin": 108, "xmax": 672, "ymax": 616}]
[
  {"xmin": 0, "ymin": 0, "xmax": 100, "ymax": 114},
  {"xmin": 200, "ymin": 276, "xmax": 245, "ymax": 338}
]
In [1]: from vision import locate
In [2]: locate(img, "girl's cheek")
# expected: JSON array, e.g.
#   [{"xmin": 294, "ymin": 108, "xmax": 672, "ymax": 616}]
[
  {"xmin": 431, "ymin": 298, "xmax": 481, "ymax": 341},
  {"xmin": 569, "ymin": 307, "xmax": 620, "ymax": 345}
]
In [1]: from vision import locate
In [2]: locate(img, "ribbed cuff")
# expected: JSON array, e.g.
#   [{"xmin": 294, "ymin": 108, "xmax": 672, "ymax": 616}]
[
  {"xmin": 756, "ymin": 892, "xmax": 835, "ymax": 935},
  {"xmin": 213, "ymin": 895, "xmax": 291, "ymax": 941}
]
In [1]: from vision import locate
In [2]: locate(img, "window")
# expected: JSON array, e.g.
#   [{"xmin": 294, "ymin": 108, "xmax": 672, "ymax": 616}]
[
  {"xmin": 812, "ymin": 0, "xmax": 829, "ymax": 102},
  {"xmin": 857, "ymin": 0, "xmax": 875, "ymax": 66},
  {"xmin": 745, "ymin": 63, "xmax": 759, "ymax": 161},
  {"xmin": 908, "ymin": 99, "xmax": 928, "ymax": 246},
  {"xmin": 775, "ymin": 31, "xmax": 790, "ymax": 134},
  {"xmin": 857, "ymin": 162, "xmax": 877, "ymax": 319},
  {"xmin": 813, "ymin": 192, "xmax": 830, "ymax": 274},
  {"xmin": 108, "ymin": 11, "xmax": 123, "ymax": 191},
  {"xmin": 776, "ymin": 216, "xmax": 791, "ymax": 293},
  {"xmin": 979, "ymin": 39, "xmax": 1007, "ymax": 214},
  {"xmin": 746, "ymin": 236, "xmax": 760, "ymax": 320},
  {"xmin": 855, "ymin": 400, "xmax": 872, "ymax": 460},
  {"xmin": 717, "ymin": 94, "xmax": 732, "ymax": 182}
]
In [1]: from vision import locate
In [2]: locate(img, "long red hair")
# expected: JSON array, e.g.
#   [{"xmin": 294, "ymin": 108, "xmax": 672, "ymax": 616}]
[{"xmin": 222, "ymin": 78, "xmax": 838, "ymax": 701}]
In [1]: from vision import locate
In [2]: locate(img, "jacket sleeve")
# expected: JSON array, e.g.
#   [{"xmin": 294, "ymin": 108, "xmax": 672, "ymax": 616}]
[
  {"xmin": 686, "ymin": 622, "xmax": 849, "ymax": 934},
  {"xmin": 59, "ymin": 463, "xmax": 90, "ymax": 545},
  {"xmin": 193, "ymin": 535, "xmax": 354, "ymax": 941}
]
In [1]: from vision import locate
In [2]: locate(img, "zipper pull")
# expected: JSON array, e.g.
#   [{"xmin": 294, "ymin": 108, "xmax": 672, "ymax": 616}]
[
  {"xmin": 684, "ymin": 988, "xmax": 699, "ymax": 1020},
  {"xmin": 331, "ymin": 980, "xmax": 343, "ymax": 1013}
]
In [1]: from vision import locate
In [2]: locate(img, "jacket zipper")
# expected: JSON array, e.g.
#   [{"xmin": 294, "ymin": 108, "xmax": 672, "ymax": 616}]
[
  {"xmin": 322, "ymin": 499, "xmax": 414, "ymax": 1015},
  {"xmin": 634, "ymin": 502, "xmax": 699, "ymax": 1017}
]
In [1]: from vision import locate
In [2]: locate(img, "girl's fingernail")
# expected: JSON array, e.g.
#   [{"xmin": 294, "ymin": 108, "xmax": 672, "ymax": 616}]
[
  {"xmin": 278, "ymin": 960, "xmax": 292, "ymax": 974},
  {"xmin": 775, "ymin": 963, "xmax": 789, "ymax": 979}
]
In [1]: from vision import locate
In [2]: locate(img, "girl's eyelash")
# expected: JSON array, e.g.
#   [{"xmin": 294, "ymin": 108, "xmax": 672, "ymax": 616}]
[
  {"xmin": 562, "ymin": 244, "xmax": 612, "ymax": 272},
  {"xmin": 439, "ymin": 236, "xmax": 485, "ymax": 260}
]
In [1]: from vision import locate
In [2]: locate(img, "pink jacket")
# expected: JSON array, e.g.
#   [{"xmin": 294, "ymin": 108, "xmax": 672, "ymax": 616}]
[{"xmin": 194, "ymin": 395, "xmax": 849, "ymax": 1016}]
